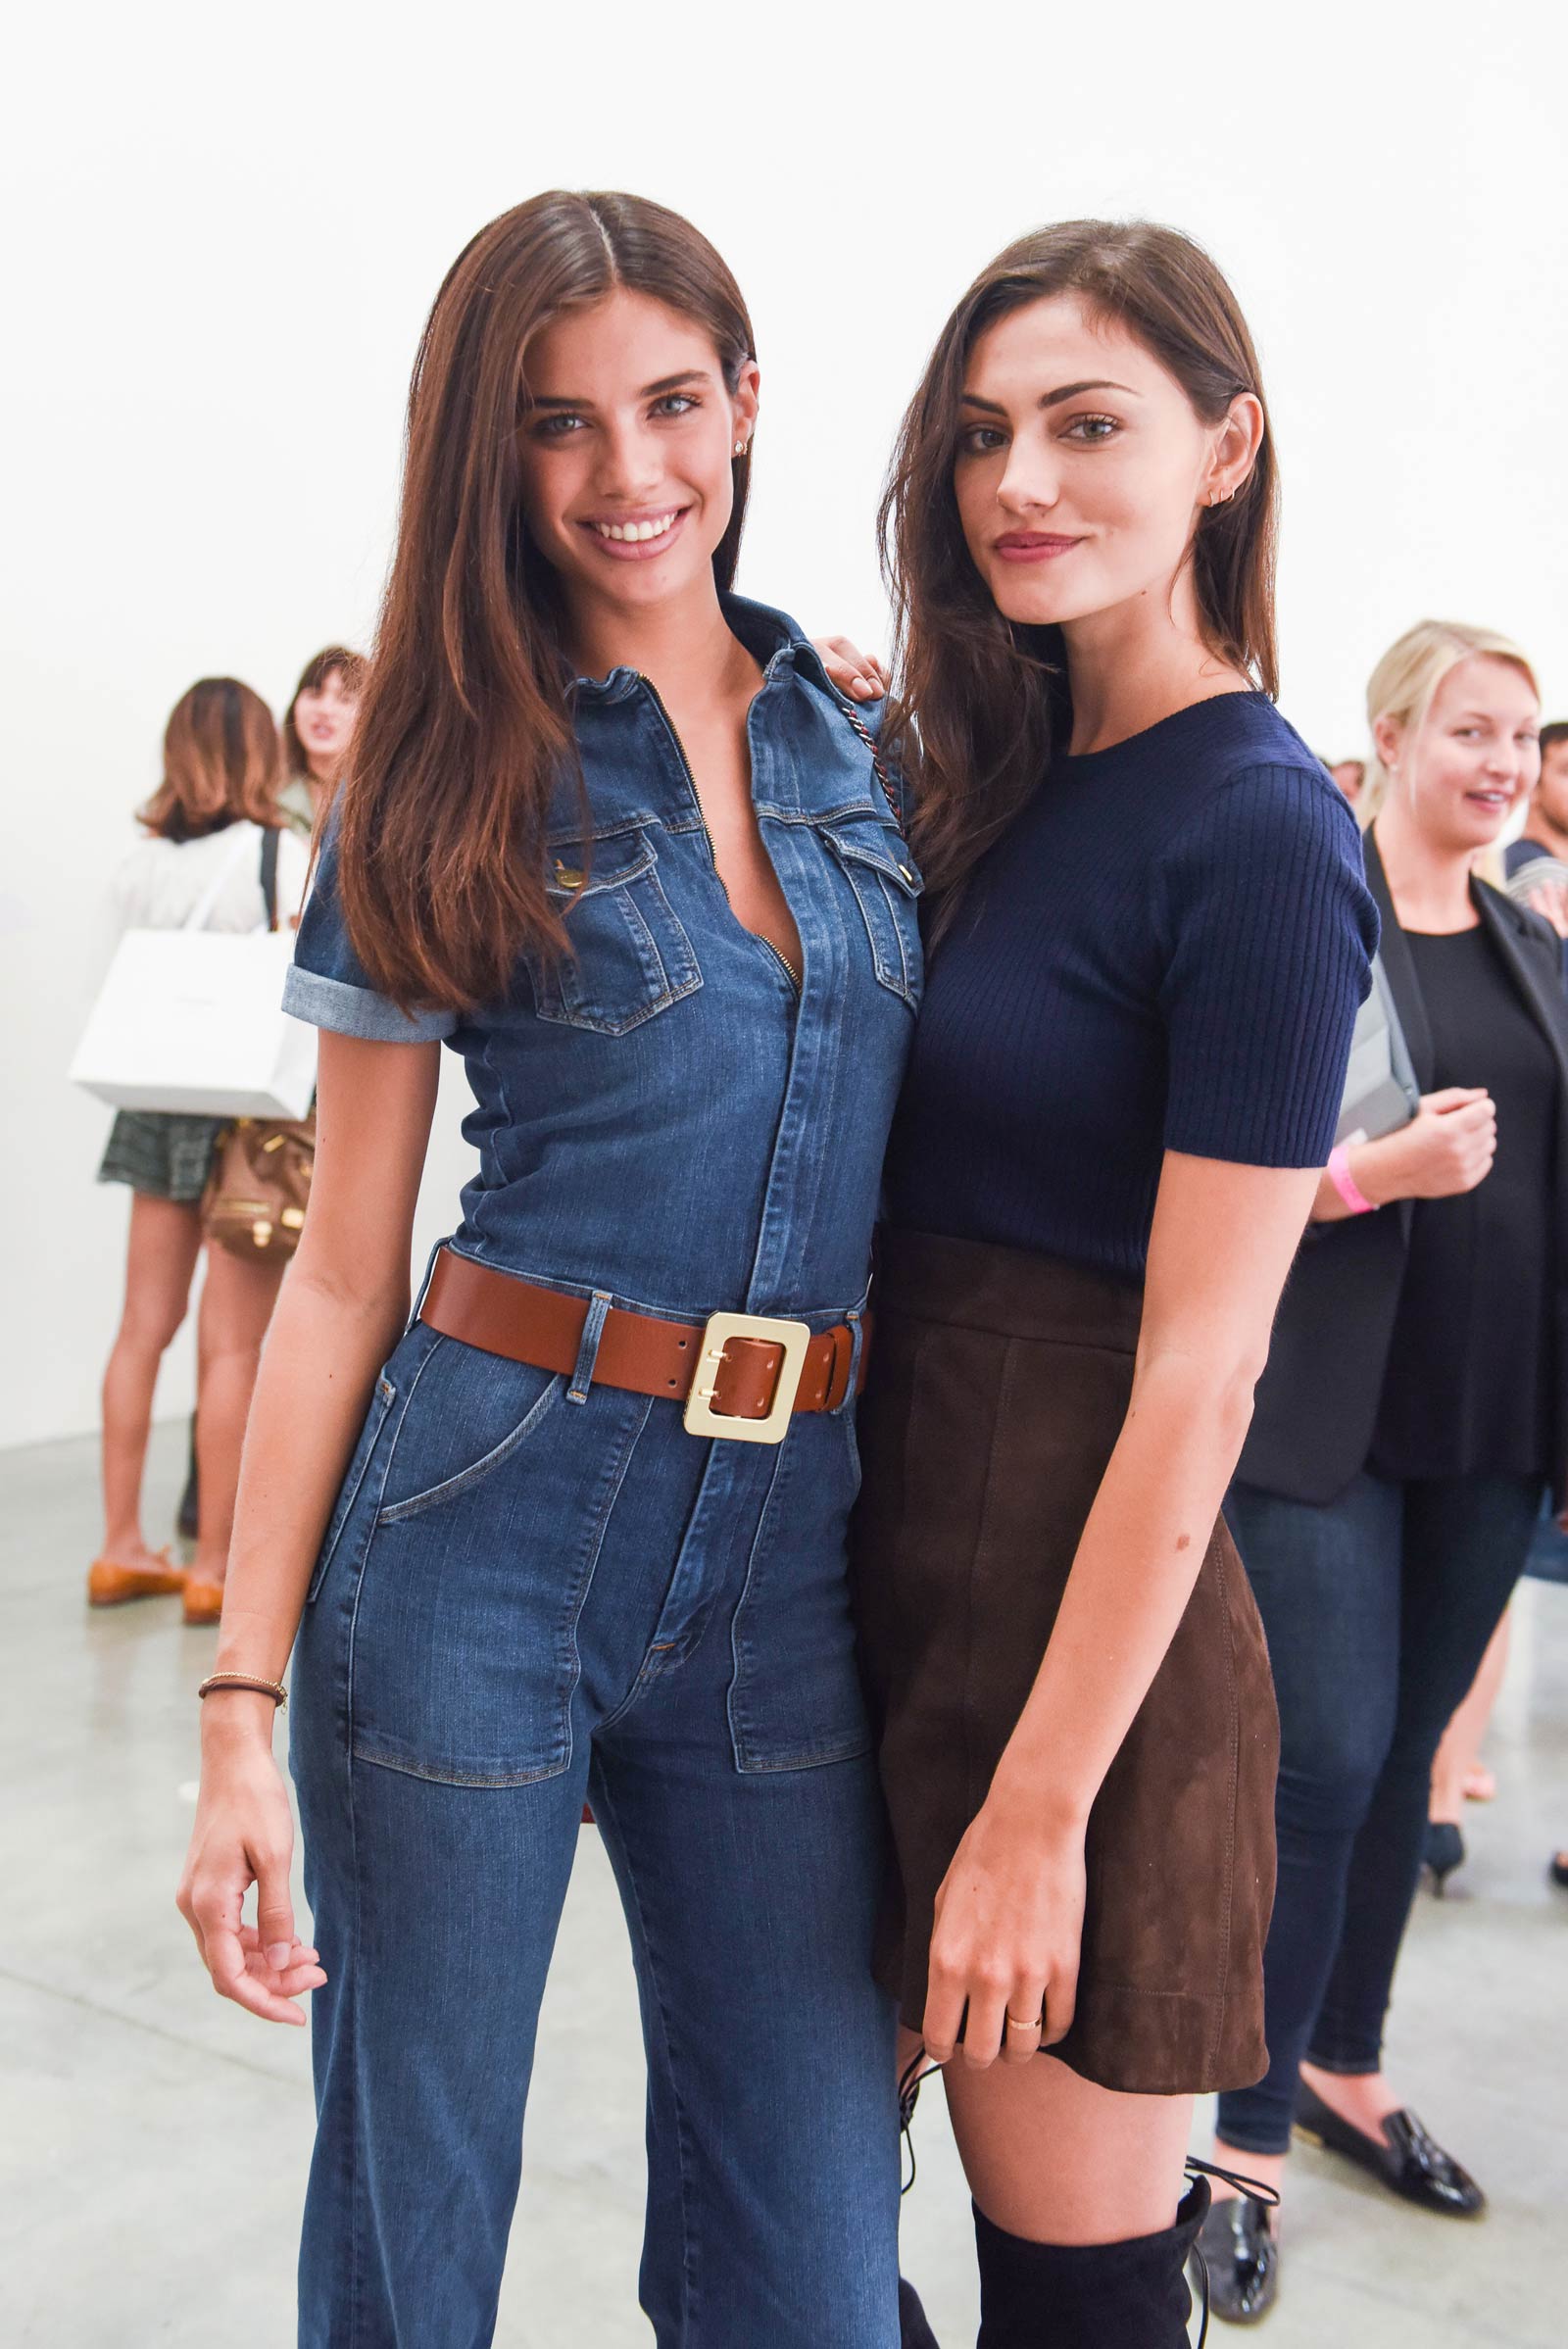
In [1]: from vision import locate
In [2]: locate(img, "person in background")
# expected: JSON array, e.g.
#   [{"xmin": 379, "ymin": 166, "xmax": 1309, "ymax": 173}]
[
  {"xmin": 174, "ymin": 648, "xmax": 361, "ymax": 1544},
  {"xmin": 277, "ymin": 646, "xmax": 366, "ymax": 839},
  {"xmin": 1329, "ymin": 757, "xmax": 1365, "ymax": 806},
  {"xmin": 1503, "ymin": 718, "xmax": 1568, "ymax": 921},
  {"xmin": 91, "ymin": 679, "xmax": 311, "ymax": 1624},
  {"xmin": 1201, "ymin": 621, "xmax": 1565, "ymax": 2325}
]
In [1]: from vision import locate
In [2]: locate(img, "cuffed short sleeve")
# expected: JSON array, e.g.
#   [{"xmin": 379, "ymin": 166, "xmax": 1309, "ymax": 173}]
[
  {"xmin": 1156, "ymin": 764, "xmax": 1378, "ymax": 1167},
  {"xmin": 284, "ymin": 812, "xmax": 459, "ymax": 1043}
]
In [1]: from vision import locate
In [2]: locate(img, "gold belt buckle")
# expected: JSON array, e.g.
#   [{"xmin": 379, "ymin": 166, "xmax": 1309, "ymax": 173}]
[{"xmin": 682, "ymin": 1311, "xmax": 812, "ymax": 1444}]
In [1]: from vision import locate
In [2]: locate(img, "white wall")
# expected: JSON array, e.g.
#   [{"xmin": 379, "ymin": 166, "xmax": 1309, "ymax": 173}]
[{"xmin": 5, "ymin": 0, "xmax": 1565, "ymax": 1449}]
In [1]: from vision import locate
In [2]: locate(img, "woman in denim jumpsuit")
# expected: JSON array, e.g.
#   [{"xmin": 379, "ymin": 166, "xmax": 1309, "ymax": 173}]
[{"xmin": 176, "ymin": 195, "xmax": 916, "ymax": 2349}]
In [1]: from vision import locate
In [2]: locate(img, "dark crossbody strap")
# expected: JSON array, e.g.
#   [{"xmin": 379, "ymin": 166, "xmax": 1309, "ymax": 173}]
[{"xmin": 259, "ymin": 825, "xmax": 280, "ymax": 933}]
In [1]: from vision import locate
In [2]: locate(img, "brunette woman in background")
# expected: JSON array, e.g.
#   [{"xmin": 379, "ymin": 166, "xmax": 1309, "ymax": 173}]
[
  {"xmin": 278, "ymin": 645, "xmax": 366, "ymax": 839},
  {"xmin": 1202, "ymin": 622, "xmax": 1563, "ymax": 2325},
  {"xmin": 91, "ymin": 680, "xmax": 309, "ymax": 1622},
  {"xmin": 832, "ymin": 220, "xmax": 1374, "ymax": 2347}
]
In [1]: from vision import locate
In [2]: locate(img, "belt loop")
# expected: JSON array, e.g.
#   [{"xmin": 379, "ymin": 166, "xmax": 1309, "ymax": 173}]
[
  {"xmin": 408, "ymin": 1239, "xmax": 448, "ymax": 1334},
  {"xmin": 567, "ymin": 1291, "xmax": 614, "ymax": 1404},
  {"xmin": 838, "ymin": 1315, "xmax": 863, "ymax": 1414}
]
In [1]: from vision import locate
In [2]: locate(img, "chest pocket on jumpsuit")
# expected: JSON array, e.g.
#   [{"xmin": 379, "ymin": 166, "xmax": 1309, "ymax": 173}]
[
  {"xmin": 527, "ymin": 825, "xmax": 702, "ymax": 1035},
  {"xmin": 815, "ymin": 815, "xmax": 924, "ymax": 1009}
]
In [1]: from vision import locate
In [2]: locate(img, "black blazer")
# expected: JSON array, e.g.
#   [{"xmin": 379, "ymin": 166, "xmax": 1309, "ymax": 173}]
[{"xmin": 1238, "ymin": 832, "xmax": 1568, "ymax": 1506}]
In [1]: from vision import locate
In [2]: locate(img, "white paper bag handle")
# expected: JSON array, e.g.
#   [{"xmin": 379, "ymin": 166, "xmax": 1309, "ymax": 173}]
[{"xmin": 181, "ymin": 823, "xmax": 263, "ymax": 934}]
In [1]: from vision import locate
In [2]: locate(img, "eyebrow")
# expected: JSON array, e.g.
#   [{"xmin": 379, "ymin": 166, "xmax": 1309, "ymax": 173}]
[
  {"xmin": 959, "ymin": 379, "xmax": 1141, "ymax": 415},
  {"xmin": 527, "ymin": 369, "xmax": 712, "ymax": 411}
]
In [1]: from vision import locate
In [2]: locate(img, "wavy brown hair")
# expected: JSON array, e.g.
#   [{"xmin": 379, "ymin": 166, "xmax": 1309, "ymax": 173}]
[
  {"xmin": 283, "ymin": 645, "xmax": 368, "ymax": 780},
  {"xmin": 881, "ymin": 220, "xmax": 1280, "ymax": 902},
  {"xmin": 339, "ymin": 190, "xmax": 756, "ymax": 1014},
  {"xmin": 138, "ymin": 678, "xmax": 281, "ymax": 842}
]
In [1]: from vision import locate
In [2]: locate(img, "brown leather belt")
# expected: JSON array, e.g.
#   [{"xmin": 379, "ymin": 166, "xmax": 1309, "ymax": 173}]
[{"xmin": 418, "ymin": 1248, "xmax": 865, "ymax": 1444}]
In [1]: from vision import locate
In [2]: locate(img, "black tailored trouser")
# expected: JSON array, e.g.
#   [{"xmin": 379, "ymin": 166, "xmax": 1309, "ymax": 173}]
[{"xmin": 1216, "ymin": 1469, "xmax": 1542, "ymax": 2155}]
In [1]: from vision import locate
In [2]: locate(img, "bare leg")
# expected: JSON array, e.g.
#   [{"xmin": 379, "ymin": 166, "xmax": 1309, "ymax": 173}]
[
  {"xmin": 99, "ymin": 1194, "xmax": 203, "ymax": 1567},
  {"xmin": 189, "ymin": 1244, "xmax": 284, "ymax": 1589},
  {"xmin": 1430, "ymin": 1608, "xmax": 1511, "ymax": 1824},
  {"xmin": 943, "ymin": 2049, "xmax": 1193, "ymax": 2243}
]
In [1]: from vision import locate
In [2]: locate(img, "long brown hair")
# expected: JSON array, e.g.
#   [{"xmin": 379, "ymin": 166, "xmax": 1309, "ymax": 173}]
[
  {"xmin": 340, "ymin": 190, "xmax": 757, "ymax": 1014},
  {"xmin": 881, "ymin": 220, "xmax": 1280, "ymax": 900},
  {"xmin": 138, "ymin": 678, "xmax": 281, "ymax": 842},
  {"xmin": 283, "ymin": 645, "xmax": 368, "ymax": 780}
]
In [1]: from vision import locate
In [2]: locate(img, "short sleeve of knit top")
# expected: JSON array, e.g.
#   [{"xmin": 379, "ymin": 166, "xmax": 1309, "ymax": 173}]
[{"xmin": 884, "ymin": 693, "xmax": 1379, "ymax": 1282}]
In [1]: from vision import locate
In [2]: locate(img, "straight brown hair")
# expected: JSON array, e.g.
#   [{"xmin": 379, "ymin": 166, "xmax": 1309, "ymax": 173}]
[
  {"xmin": 339, "ymin": 190, "xmax": 757, "ymax": 1015},
  {"xmin": 283, "ymin": 645, "xmax": 368, "ymax": 780},
  {"xmin": 881, "ymin": 220, "xmax": 1280, "ymax": 902},
  {"xmin": 138, "ymin": 678, "xmax": 281, "ymax": 842}
]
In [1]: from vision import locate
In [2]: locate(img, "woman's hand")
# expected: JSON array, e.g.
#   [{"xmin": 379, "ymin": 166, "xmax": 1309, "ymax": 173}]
[
  {"xmin": 811, "ymin": 635, "xmax": 888, "ymax": 703},
  {"xmin": 176, "ymin": 1701, "xmax": 326, "ymax": 2025},
  {"xmin": 1354, "ymin": 1086, "xmax": 1496, "ymax": 1203},
  {"xmin": 921, "ymin": 1779, "xmax": 1087, "ymax": 2070}
]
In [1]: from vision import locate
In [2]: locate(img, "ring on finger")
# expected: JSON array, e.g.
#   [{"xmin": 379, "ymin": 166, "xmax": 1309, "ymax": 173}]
[{"xmin": 1004, "ymin": 2008, "xmax": 1044, "ymax": 2034}]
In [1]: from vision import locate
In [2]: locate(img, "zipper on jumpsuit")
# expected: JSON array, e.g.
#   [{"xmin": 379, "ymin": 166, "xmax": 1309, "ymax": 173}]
[{"xmin": 636, "ymin": 671, "xmax": 804, "ymax": 999}]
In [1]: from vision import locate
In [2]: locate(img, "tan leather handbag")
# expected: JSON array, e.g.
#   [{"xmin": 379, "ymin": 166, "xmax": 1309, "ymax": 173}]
[
  {"xmin": 201, "ymin": 1115, "xmax": 314, "ymax": 1262},
  {"xmin": 199, "ymin": 825, "xmax": 315, "ymax": 1262}
]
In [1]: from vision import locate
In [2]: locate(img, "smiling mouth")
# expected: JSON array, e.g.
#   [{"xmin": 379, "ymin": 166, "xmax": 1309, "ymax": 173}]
[
  {"xmin": 993, "ymin": 533, "xmax": 1085, "ymax": 562},
  {"xmin": 586, "ymin": 509, "xmax": 686, "ymax": 544}
]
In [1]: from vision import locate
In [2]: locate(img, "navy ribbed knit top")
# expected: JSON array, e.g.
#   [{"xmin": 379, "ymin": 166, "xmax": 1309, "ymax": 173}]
[{"xmin": 885, "ymin": 692, "xmax": 1378, "ymax": 1282}]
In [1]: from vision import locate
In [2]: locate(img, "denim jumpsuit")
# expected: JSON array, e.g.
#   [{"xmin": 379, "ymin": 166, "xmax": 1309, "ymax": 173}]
[{"xmin": 280, "ymin": 598, "xmax": 922, "ymax": 2349}]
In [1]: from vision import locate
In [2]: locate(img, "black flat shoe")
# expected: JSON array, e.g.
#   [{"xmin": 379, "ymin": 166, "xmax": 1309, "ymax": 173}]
[
  {"xmin": 1422, "ymin": 1820, "xmax": 1465, "ymax": 1893},
  {"xmin": 1193, "ymin": 2193, "xmax": 1279, "ymax": 2325},
  {"xmin": 1294, "ymin": 2080, "xmax": 1485, "ymax": 2216}
]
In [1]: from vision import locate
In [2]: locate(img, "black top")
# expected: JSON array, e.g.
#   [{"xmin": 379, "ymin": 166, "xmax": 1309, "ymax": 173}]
[
  {"xmin": 885, "ymin": 694, "xmax": 1377, "ymax": 1280},
  {"xmin": 1370, "ymin": 923, "xmax": 1559, "ymax": 1480},
  {"xmin": 1236, "ymin": 835, "xmax": 1568, "ymax": 1510}
]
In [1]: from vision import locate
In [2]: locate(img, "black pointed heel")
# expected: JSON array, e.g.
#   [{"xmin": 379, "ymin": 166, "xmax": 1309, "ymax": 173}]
[
  {"xmin": 1422, "ymin": 1820, "xmax": 1465, "ymax": 1893},
  {"xmin": 1293, "ymin": 2080, "xmax": 1485, "ymax": 2215}
]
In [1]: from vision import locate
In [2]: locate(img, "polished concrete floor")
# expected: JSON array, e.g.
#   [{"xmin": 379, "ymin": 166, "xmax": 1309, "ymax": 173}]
[{"xmin": 6, "ymin": 1419, "xmax": 1566, "ymax": 2346}]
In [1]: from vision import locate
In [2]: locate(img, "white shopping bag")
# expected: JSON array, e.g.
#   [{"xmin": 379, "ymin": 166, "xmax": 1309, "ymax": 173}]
[{"xmin": 69, "ymin": 827, "xmax": 318, "ymax": 1118}]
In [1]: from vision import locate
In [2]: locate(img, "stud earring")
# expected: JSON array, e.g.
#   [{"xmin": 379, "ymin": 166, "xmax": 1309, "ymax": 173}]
[{"xmin": 734, "ymin": 438, "xmax": 747, "ymax": 458}]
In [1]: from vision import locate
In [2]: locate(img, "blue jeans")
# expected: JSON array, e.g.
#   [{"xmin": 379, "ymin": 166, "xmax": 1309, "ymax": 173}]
[
  {"xmin": 1217, "ymin": 1471, "xmax": 1542, "ymax": 2155},
  {"xmin": 290, "ymin": 1321, "xmax": 901, "ymax": 2347}
]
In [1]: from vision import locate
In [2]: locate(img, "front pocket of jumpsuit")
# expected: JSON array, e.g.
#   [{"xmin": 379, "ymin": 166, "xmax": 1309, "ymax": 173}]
[
  {"xmin": 306, "ymin": 1373, "xmax": 397, "ymax": 1604},
  {"xmin": 727, "ymin": 1414, "xmax": 875, "ymax": 1773},
  {"xmin": 348, "ymin": 1355, "xmax": 649, "ymax": 1788},
  {"xmin": 526, "ymin": 827, "xmax": 702, "ymax": 1036},
  {"xmin": 817, "ymin": 820, "xmax": 924, "ymax": 1009}
]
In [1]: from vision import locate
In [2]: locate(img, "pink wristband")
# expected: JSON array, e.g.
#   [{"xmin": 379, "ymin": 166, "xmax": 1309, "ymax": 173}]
[{"xmin": 1326, "ymin": 1143, "xmax": 1377, "ymax": 1215}]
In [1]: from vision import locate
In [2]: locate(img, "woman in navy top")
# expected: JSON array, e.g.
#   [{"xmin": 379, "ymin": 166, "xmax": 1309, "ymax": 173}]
[
  {"xmin": 831, "ymin": 221, "xmax": 1374, "ymax": 2348},
  {"xmin": 175, "ymin": 193, "xmax": 919, "ymax": 2348}
]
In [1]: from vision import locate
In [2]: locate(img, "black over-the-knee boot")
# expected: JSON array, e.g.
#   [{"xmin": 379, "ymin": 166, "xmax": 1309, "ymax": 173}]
[
  {"xmin": 974, "ymin": 2176, "xmax": 1210, "ymax": 2346},
  {"xmin": 900, "ymin": 2275, "xmax": 941, "ymax": 2346}
]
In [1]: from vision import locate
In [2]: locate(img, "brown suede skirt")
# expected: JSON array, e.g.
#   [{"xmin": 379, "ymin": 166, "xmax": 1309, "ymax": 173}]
[{"xmin": 850, "ymin": 1229, "xmax": 1278, "ymax": 2097}]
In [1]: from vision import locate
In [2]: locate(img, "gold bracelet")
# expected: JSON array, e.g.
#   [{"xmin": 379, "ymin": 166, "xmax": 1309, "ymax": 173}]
[{"xmin": 197, "ymin": 1672, "xmax": 288, "ymax": 1710}]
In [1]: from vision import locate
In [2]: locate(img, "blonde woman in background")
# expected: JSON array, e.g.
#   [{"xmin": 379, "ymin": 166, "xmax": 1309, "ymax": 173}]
[
  {"xmin": 1200, "ymin": 622, "xmax": 1566, "ymax": 2324},
  {"xmin": 91, "ymin": 680, "xmax": 310, "ymax": 1624}
]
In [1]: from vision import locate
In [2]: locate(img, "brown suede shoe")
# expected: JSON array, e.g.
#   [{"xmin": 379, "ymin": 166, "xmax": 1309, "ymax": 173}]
[
  {"xmin": 181, "ymin": 1576, "xmax": 225, "ymax": 1625},
  {"xmin": 87, "ymin": 1548, "xmax": 186, "ymax": 1606}
]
